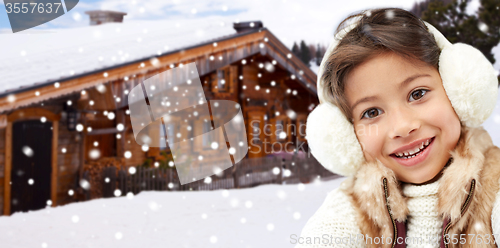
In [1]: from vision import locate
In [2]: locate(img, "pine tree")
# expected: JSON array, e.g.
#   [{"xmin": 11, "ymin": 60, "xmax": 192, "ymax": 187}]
[
  {"xmin": 316, "ymin": 44, "xmax": 324, "ymax": 66},
  {"xmin": 478, "ymin": 0, "xmax": 500, "ymax": 61},
  {"xmin": 292, "ymin": 42, "xmax": 300, "ymax": 57},
  {"xmin": 415, "ymin": 0, "xmax": 500, "ymax": 64},
  {"xmin": 308, "ymin": 44, "xmax": 317, "ymax": 61},
  {"xmin": 299, "ymin": 40, "xmax": 311, "ymax": 67},
  {"xmin": 410, "ymin": 0, "xmax": 453, "ymax": 17}
]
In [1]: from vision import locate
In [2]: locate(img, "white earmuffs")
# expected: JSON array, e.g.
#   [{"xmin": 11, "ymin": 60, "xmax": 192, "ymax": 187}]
[{"xmin": 306, "ymin": 14, "xmax": 499, "ymax": 177}]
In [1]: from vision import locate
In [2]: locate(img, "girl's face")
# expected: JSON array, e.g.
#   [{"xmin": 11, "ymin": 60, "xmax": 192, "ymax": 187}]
[{"xmin": 345, "ymin": 52, "xmax": 461, "ymax": 184}]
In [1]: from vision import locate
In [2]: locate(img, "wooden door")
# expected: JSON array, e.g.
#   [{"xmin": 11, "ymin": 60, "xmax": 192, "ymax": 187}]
[{"xmin": 10, "ymin": 120, "xmax": 52, "ymax": 214}]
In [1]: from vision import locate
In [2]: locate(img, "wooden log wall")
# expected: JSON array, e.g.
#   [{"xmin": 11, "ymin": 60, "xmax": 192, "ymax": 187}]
[
  {"xmin": 0, "ymin": 128, "xmax": 5, "ymax": 214},
  {"xmin": 56, "ymin": 113, "xmax": 82, "ymax": 206}
]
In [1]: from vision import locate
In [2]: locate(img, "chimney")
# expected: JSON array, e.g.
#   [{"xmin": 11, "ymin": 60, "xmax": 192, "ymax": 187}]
[
  {"xmin": 84, "ymin": 10, "xmax": 127, "ymax": 26},
  {"xmin": 233, "ymin": 21, "xmax": 263, "ymax": 33}
]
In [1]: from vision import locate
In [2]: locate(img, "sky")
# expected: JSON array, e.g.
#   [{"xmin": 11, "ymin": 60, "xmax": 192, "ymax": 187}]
[{"xmin": 0, "ymin": 0, "xmax": 441, "ymax": 49}]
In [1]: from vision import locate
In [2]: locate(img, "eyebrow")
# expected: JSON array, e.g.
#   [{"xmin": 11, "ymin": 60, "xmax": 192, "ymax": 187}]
[{"xmin": 350, "ymin": 74, "xmax": 431, "ymax": 112}]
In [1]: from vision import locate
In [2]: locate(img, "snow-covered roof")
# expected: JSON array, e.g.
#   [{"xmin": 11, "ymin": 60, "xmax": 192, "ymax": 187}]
[{"xmin": 0, "ymin": 16, "xmax": 239, "ymax": 95}]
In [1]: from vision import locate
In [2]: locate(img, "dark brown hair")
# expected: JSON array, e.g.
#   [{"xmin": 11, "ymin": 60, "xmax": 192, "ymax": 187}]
[{"xmin": 321, "ymin": 8, "xmax": 441, "ymax": 123}]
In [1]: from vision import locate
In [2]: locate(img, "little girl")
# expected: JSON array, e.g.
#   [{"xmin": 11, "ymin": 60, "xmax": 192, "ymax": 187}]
[{"xmin": 296, "ymin": 7, "xmax": 500, "ymax": 248}]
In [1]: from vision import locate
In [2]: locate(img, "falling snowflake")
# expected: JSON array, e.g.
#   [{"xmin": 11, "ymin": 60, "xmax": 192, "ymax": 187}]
[
  {"xmin": 204, "ymin": 177, "xmax": 212, "ymax": 184},
  {"xmin": 297, "ymin": 183, "xmax": 305, "ymax": 191},
  {"xmin": 279, "ymin": 131, "xmax": 287, "ymax": 140},
  {"xmin": 385, "ymin": 9, "xmax": 395, "ymax": 19},
  {"xmin": 478, "ymin": 22, "xmax": 489, "ymax": 33},
  {"xmin": 7, "ymin": 94, "xmax": 16, "ymax": 103},
  {"xmin": 230, "ymin": 198, "xmax": 239, "ymax": 208},
  {"xmin": 79, "ymin": 179, "xmax": 90, "ymax": 190},
  {"xmin": 72, "ymin": 12, "xmax": 81, "ymax": 21},
  {"xmin": 266, "ymin": 223, "xmax": 275, "ymax": 231},
  {"xmin": 22, "ymin": 146, "xmax": 34, "ymax": 157},
  {"xmin": 245, "ymin": 201, "xmax": 253, "ymax": 208},
  {"xmin": 89, "ymin": 149, "xmax": 100, "ymax": 160},
  {"xmin": 293, "ymin": 212, "xmax": 301, "ymax": 220},
  {"xmin": 211, "ymin": 142, "xmax": 219, "ymax": 150},
  {"xmin": 71, "ymin": 215, "xmax": 79, "ymax": 223},
  {"xmin": 76, "ymin": 124, "xmax": 84, "ymax": 132},
  {"xmin": 96, "ymin": 84, "xmax": 106, "ymax": 93},
  {"xmin": 494, "ymin": 114, "xmax": 500, "ymax": 124},
  {"xmin": 286, "ymin": 110, "xmax": 297, "ymax": 120},
  {"xmin": 115, "ymin": 232, "xmax": 123, "ymax": 240},
  {"xmin": 209, "ymin": 235, "xmax": 217, "ymax": 244},
  {"xmin": 276, "ymin": 190, "xmax": 287, "ymax": 199},
  {"xmin": 124, "ymin": 151, "xmax": 132, "ymax": 159},
  {"xmin": 148, "ymin": 201, "xmax": 160, "ymax": 211},
  {"xmin": 126, "ymin": 192, "xmax": 134, "ymax": 199}
]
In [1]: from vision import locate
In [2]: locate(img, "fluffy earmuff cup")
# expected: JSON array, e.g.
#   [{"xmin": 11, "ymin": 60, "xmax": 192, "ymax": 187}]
[
  {"xmin": 306, "ymin": 102, "xmax": 365, "ymax": 177},
  {"xmin": 438, "ymin": 43, "xmax": 499, "ymax": 128}
]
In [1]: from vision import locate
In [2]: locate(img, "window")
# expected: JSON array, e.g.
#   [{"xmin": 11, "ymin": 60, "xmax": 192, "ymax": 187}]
[
  {"xmin": 211, "ymin": 66, "xmax": 237, "ymax": 94},
  {"xmin": 251, "ymin": 120, "xmax": 260, "ymax": 142},
  {"xmin": 275, "ymin": 120, "xmax": 285, "ymax": 140},
  {"xmin": 271, "ymin": 116, "xmax": 290, "ymax": 143},
  {"xmin": 217, "ymin": 69, "xmax": 228, "ymax": 92},
  {"xmin": 202, "ymin": 120, "xmax": 214, "ymax": 148},
  {"xmin": 166, "ymin": 123, "xmax": 175, "ymax": 147}
]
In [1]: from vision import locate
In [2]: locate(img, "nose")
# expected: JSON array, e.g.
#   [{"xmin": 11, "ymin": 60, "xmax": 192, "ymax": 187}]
[{"xmin": 389, "ymin": 107, "xmax": 420, "ymax": 139}]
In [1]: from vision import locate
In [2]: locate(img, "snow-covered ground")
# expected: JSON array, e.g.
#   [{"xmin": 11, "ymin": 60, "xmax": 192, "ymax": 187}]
[{"xmin": 0, "ymin": 177, "xmax": 344, "ymax": 248}]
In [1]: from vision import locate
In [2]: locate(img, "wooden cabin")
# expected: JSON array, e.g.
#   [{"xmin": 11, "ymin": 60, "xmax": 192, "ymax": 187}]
[{"xmin": 0, "ymin": 12, "xmax": 318, "ymax": 215}]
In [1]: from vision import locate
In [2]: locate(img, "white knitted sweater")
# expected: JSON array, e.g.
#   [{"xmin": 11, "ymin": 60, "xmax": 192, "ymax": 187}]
[
  {"xmin": 294, "ymin": 179, "xmax": 500, "ymax": 248},
  {"xmin": 402, "ymin": 180, "xmax": 441, "ymax": 248}
]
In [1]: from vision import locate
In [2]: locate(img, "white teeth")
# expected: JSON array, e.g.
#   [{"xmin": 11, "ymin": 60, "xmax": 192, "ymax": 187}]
[
  {"xmin": 413, "ymin": 147, "xmax": 420, "ymax": 154},
  {"xmin": 394, "ymin": 138, "xmax": 434, "ymax": 158}
]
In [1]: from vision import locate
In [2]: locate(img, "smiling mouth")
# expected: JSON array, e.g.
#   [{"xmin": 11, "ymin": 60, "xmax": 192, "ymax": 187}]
[{"xmin": 390, "ymin": 137, "xmax": 435, "ymax": 159}]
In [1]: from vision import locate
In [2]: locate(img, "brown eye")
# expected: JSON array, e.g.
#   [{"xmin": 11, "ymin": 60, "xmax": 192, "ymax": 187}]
[
  {"xmin": 409, "ymin": 89, "xmax": 428, "ymax": 101},
  {"xmin": 362, "ymin": 108, "xmax": 382, "ymax": 119}
]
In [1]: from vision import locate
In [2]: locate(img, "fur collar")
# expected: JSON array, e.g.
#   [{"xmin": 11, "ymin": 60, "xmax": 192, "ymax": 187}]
[{"xmin": 340, "ymin": 125, "xmax": 495, "ymax": 234}]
